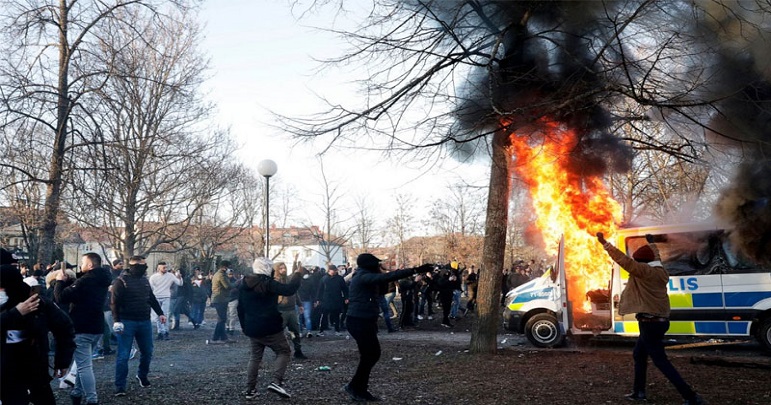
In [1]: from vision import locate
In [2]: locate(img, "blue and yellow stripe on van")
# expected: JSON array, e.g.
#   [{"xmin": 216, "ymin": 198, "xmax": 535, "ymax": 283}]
[
  {"xmin": 668, "ymin": 291, "xmax": 771, "ymax": 308},
  {"xmin": 614, "ymin": 321, "xmax": 752, "ymax": 335}
]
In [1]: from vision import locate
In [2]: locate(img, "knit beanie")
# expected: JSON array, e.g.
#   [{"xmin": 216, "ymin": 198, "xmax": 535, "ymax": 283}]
[
  {"xmin": 252, "ymin": 257, "xmax": 273, "ymax": 276},
  {"xmin": 632, "ymin": 245, "xmax": 655, "ymax": 263}
]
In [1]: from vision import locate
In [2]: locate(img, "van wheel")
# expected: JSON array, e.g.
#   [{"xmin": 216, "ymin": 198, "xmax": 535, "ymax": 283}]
[
  {"xmin": 757, "ymin": 317, "xmax": 771, "ymax": 353},
  {"xmin": 525, "ymin": 313, "xmax": 564, "ymax": 348}
]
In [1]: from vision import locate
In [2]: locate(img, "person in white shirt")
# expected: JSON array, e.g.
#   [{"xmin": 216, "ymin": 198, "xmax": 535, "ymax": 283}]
[{"xmin": 148, "ymin": 262, "xmax": 182, "ymax": 340}]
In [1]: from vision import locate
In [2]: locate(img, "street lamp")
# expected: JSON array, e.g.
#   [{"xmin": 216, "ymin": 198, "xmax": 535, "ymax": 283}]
[{"xmin": 257, "ymin": 159, "xmax": 278, "ymax": 258}]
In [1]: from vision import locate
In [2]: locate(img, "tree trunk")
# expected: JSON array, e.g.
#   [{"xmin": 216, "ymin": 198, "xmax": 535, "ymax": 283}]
[
  {"xmin": 38, "ymin": 0, "xmax": 70, "ymax": 265},
  {"xmin": 470, "ymin": 130, "xmax": 511, "ymax": 354}
]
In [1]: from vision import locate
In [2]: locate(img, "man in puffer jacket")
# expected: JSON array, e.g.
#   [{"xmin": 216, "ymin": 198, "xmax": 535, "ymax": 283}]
[{"xmin": 237, "ymin": 257, "xmax": 304, "ymax": 400}]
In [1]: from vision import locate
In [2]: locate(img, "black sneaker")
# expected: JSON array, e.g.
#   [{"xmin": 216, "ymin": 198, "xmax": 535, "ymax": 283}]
[
  {"xmin": 114, "ymin": 389, "xmax": 126, "ymax": 397},
  {"xmin": 343, "ymin": 384, "xmax": 367, "ymax": 402},
  {"xmin": 244, "ymin": 389, "xmax": 259, "ymax": 400},
  {"xmin": 625, "ymin": 391, "xmax": 647, "ymax": 401},
  {"xmin": 267, "ymin": 382, "xmax": 290, "ymax": 398},
  {"xmin": 362, "ymin": 391, "xmax": 382, "ymax": 401},
  {"xmin": 136, "ymin": 375, "xmax": 151, "ymax": 388},
  {"xmin": 294, "ymin": 351, "xmax": 308, "ymax": 360},
  {"xmin": 156, "ymin": 333, "xmax": 164, "ymax": 341}
]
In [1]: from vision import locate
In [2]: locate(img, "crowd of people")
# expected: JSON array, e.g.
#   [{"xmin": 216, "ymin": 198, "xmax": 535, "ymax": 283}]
[{"xmin": 0, "ymin": 247, "xmax": 506, "ymax": 403}]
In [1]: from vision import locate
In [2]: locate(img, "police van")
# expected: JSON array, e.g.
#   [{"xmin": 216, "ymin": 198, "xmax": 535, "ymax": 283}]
[{"xmin": 502, "ymin": 222, "xmax": 771, "ymax": 352}]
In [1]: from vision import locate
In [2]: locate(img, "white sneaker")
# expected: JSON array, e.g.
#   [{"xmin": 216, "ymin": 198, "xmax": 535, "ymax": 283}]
[
  {"xmin": 267, "ymin": 382, "xmax": 291, "ymax": 398},
  {"xmin": 417, "ymin": 315, "xmax": 424, "ymax": 320},
  {"xmin": 129, "ymin": 347, "xmax": 138, "ymax": 360},
  {"xmin": 428, "ymin": 315, "xmax": 434, "ymax": 320}
]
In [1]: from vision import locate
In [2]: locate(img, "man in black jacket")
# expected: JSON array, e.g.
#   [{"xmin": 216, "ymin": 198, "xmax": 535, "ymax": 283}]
[
  {"xmin": 238, "ymin": 257, "xmax": 304, "ymax": 400},
  {"xmin": 343, "ymin": 254, "xmax": 432, "ymax": 402},
  {"xmin": 53, "ymin": 252, "xmax": 112, "ymax": 405},
  {"xmin": 110, "ymin": 256, "xmax": 165, "ymax": 397}
]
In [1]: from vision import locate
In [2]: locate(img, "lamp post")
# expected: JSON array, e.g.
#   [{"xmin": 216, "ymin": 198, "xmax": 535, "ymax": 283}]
[{"xmin": 257, "ymin": 159, "xmax": 277, "ymax": 258}]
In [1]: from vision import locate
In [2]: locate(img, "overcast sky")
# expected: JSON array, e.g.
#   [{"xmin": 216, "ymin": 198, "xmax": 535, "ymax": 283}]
[{"xmin": 198, "ymin": 1, "xmax": 490, "ymax": 231}]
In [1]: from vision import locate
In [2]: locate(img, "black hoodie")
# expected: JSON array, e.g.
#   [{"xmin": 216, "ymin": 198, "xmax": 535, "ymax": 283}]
[{"xmin": 237, "ymin": 272, "xmax": 302, "ymax": 338}]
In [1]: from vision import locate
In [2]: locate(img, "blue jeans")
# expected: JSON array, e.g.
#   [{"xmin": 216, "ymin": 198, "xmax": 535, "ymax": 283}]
[
  {"xmin": 72, "ymin": 333, "xmax": 101, "ymax": 403},
  {"xmin": 191, "ymin": 301, "xmax": 205, "ymax": 325},
  {"xmin": 633, "ymin": 320, "xmax": 696, "ymax": 400},
  {"xmin": 450, "ymin": 290, "xmax": 462, "ymax": 317},
  {"xmin": 301, "ymin": 301, "xmax": 313, "ymax": 332},
  {"xmin": 378, "ymin": 296, "xmax": 395, "ymax": 332},
  {"xmin": 115, "ymin": 320, "xmax": 154, "ymax": 391}
]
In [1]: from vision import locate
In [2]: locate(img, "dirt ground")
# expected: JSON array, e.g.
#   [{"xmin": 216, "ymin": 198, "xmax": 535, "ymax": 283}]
[{"xmin": 52, "ymin": 307, "xmax": 771, "ymax": 405}]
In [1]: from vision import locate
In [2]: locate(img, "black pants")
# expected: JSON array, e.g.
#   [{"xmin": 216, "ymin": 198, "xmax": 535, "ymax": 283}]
[
  {"xmin": 320, "ymin": 308, "xmax": 341, "ymax": 332},
  {"xmin": 633, "ymin": 320, "xmax": 696, "ymax": 400},
  {"xmin": 400, "ymin": 292, "xmax": 415, "ymax": 327},
  {"xmin": 211, "ymin": 302, "xmax": 229, "ymax": 341},
  {"xmin": 346, "ymin": 315, "xmax": 380, "ymax": 394}
]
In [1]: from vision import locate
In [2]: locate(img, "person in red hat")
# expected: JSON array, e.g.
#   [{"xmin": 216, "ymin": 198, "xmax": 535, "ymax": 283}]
[{"xmin": 597, "ymin": 233, "xmax": 705, "ymax": 405}]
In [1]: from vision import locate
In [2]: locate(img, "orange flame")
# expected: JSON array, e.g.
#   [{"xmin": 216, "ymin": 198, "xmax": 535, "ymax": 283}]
[{"xmin": 508, "ymin": 120, "xmax": 622, "ymax": 313}]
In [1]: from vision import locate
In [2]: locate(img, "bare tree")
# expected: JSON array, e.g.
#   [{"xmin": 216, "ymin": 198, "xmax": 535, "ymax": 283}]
[
  {"xmin": 350, "ymin": 195, "xmax": 378, "ymax": 254},
  {"xmin": 303, "ymin": 159, "xmax": 353, "ymax": 264},
  {"xmin": 385, "ymin": 193, "xmax": 415, "ymax": 267},
  {"xmin": 0, "ymin": 0, "xmax": 196, "ymax": 264},
  {"xmin": 429, "ymin": 182, "xmax": 485, "ymax": 259},
  {"xmin": 62, "ymin": 5, "xmax": 227, "ymax": 260}
]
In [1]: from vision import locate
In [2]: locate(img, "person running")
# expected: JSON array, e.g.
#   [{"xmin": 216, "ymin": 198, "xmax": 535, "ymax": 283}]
[{"xmin": 343, "ymin": 253, "xmax": 432, "ymax": 402}]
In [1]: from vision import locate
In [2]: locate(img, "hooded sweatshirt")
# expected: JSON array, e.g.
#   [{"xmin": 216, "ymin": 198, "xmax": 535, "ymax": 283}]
[{"xmin": 237, "ymin": 272, "xmax": 303, "ymax": 338}]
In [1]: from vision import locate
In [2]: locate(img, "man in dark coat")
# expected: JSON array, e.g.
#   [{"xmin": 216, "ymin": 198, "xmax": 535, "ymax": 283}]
[
  {"xmin": 1, "ymin": 261, "xmax": 76, "ymax": 405},
  {"xmin": 53, "ymin": 252, "xmax": 112, "ymax": 404},
  {"xmin": 315, "ymin": 265, "xmax": 348, "ymax": 336},
  {"xmin": 237, "ymin": 257, "xmax": 304, "ymax": 400},
  {"xmin": 343, "ymin": 254, "xmax": 432, "ymax": 402}
]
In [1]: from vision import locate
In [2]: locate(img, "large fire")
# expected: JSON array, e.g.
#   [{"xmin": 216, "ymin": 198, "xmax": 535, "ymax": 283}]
[{"xmin": 508, "ymin": 120, "xmax": 622, "ymax": 314}]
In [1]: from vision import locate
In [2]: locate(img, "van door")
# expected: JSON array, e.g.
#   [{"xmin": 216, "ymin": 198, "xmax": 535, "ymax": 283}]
[{"xmin": 719, "ymin": 236, "xmax": 771, "ymax": 336}]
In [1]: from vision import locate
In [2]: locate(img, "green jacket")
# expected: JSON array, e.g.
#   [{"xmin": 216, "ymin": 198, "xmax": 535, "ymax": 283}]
[{"xmin": 210, "ymin": 269, "xmax": 232, "ymax": 304}]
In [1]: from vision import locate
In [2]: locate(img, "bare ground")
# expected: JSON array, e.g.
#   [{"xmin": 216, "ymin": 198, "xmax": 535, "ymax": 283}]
[{"xmin": 53, "ymin": 307, "xmax": 771, "ymax": 405}]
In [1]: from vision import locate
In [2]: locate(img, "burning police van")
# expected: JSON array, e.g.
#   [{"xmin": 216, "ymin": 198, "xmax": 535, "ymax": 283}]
[{"xmin": 502, "ymin": 222, "xmax": 771, "ymax": 352}]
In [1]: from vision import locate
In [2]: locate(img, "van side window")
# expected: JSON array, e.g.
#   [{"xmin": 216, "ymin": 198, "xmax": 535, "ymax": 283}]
[
  {"xmin": 721, "ymin": 238, "xmax": 770, "ymax": 274},
  {"xmin": 627, "ymin": 231, "xmax": 725, "ymax": 276},
  {"xmin": 626, "ymin": 230, "xmax": 769, "ymax": 276}
]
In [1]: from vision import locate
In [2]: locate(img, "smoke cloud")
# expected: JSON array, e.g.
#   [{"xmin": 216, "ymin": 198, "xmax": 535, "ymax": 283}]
[{"xmin": 430, "ymin": 1, "xmax": 771, "ymax": 264}]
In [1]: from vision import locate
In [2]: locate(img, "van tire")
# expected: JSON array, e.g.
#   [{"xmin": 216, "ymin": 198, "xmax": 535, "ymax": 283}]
[
  {"xmin": 757, "ymin": 317, "xmax": 771, "ymax": 353},
  {"xmin": 525, "ymin": 313, "xmax": 564, "ymax": 348}
]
